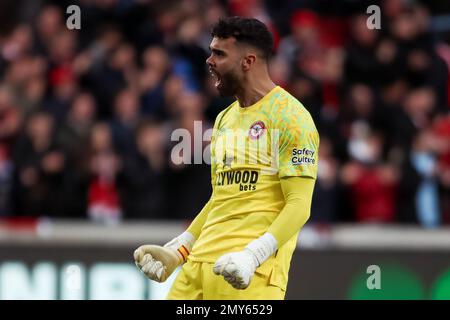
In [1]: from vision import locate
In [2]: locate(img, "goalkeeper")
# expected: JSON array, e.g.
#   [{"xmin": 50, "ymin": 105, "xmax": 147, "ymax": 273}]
[{"xmin": 134, "ymin": 17, "xmax": 319, "ymax": 300}]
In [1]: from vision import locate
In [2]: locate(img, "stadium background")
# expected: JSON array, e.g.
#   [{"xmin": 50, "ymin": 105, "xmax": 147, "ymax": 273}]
[{"xmin": 1, "ymin": 0, "xmax": 450, "ymax": 299}]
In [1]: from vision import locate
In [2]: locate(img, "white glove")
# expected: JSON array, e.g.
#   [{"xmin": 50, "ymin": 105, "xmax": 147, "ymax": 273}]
[
  {"xmin": 134, "ymin": 231, "xmax": 195, "ymax": 282},
  {"xmin": 213, "ymin": 233, "xmax": 278, "ymax": 290},
  {"xmin": 213, "ymin": 249, "xmax": 259, "ymax": 289}
]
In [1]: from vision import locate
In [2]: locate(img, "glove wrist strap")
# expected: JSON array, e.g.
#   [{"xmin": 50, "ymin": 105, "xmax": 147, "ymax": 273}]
[
  {"xmin": 164, "ymin": 231, "xmax": 196, "ymax": 263},
  {"xmin": 245, "ymin": 233, "xmax": 278, "ymax": 267}
]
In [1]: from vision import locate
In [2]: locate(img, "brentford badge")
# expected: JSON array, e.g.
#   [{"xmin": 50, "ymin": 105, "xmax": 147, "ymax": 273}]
[{"xmin": 248, "ymin": 121, "xmax": 266, "ymax": 140}]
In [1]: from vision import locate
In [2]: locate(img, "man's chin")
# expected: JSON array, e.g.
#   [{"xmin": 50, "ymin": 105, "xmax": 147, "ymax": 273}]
[{"xmin": 216, "ymin": 84, "xmax": 234, "ymax": 97}]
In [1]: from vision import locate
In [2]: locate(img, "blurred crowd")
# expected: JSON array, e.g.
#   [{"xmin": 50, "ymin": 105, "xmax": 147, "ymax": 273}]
[{"xmin": 0, "ymin": 0, "xmax": 449, "ymax": 227}]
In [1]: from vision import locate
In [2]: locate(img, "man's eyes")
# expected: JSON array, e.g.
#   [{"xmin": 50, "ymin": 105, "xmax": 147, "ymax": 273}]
[{"xmin": 212, "ymin": 50, "xmax": 224, "ymax": 56}]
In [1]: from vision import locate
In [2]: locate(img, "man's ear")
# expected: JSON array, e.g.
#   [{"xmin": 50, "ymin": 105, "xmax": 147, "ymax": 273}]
[{"xmin": 242, "ymin": 54, "xmax": 257, "ymax": 71}]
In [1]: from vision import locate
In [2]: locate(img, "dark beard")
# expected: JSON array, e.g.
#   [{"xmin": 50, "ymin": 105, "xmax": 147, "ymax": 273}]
[{"xmin": 217, "ymin": 71, "xmax": 240, "ymax": 97}]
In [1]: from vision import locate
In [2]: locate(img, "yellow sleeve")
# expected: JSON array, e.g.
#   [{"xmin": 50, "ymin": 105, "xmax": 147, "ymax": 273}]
[
  {"xmin": 186, "ymin": 198, "xmax": 213, "ymax": 239},
  {"xmin": 276, "ymin": 106, "xmax": 319, "ymax": 179},
  {"xmin": 267, "ymin": 176, "xmax": 315, "ymax": 247}
]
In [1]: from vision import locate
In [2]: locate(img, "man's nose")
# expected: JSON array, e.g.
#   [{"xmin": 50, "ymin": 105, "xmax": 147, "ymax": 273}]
[{"xmin": 206, "ymin": 55, "xmax": 214, "ymax": 66}]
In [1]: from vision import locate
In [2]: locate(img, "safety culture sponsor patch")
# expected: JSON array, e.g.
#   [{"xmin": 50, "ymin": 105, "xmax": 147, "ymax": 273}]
[{"xmin": 291, "ymin": 147, "xmax": 316, "ymax": 165}]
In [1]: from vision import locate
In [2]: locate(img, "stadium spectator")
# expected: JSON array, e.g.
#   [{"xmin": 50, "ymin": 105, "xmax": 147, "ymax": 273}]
[
  {"xmin": 117, "ymin": 119, "xmax": 167, "ymax": 219},
  {"xmin": 12, "ymin": 111, "xmax": 66, "ymax": 217},
  {"xmin": 58, "ymin": 92, "xmax": 97, "ymax": 218},
  {"xmin": 87, "ymin": 122, "xmax": 122, "ymax": 224}
]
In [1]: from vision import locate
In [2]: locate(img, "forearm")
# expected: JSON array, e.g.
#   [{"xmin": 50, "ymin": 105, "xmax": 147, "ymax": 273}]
[
  {"xmin": 186, "ymin": 197, "xmax": 213, "ymax": 239},
  {"xmin": 135, "ymin": 196, "xmax": 215, "ymax": 282},
  {"xmin": 267, "ymin": 176, "xmax": 315, "ymax": 247},
  {"xmin": 242, "ymin": 176, "xmax": 315, "ymax": 268}
]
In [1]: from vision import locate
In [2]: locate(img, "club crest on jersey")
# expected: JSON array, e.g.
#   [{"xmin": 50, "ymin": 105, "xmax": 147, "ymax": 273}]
[{"xmin": 248, "ymin": 121, "xmax": 266, "ymax": 140}]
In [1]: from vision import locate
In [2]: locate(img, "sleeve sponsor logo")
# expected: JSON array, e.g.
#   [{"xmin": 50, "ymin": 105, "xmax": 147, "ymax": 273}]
[{"xmin": 291, "ymin": 148, "xmax": 316, "ymax": 165}]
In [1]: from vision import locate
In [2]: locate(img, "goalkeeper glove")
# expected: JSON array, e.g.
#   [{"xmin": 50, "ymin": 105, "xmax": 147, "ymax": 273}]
[
  {"xmin": 213, "ymin": 233, "xmax": 278, "ymax": 289},
  {"xmin": 134, "ymin": 231, "xmax": 195, "ymax": 282}
]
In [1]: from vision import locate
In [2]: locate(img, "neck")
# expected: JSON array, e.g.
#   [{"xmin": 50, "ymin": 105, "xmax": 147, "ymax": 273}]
[{"xmin": 235, "ymin": 72, "xmax": 276, "ymax": 108}]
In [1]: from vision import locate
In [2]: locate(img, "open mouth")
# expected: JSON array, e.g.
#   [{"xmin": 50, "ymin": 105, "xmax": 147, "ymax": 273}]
[{"xmin": 209, "ymin": 69, "xmax": 221, "ymax": 88}]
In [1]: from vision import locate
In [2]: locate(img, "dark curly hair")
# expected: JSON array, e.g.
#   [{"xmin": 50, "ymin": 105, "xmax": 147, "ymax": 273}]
[{"xmin": 211, "ymin": 16, "xmax": 274, "ymax": 60}]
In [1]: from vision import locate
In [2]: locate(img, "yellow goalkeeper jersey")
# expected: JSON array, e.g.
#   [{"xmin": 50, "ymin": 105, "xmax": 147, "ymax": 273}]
[{"xmin": 189, "ymin": 85, "xmax": 319, "ymax": 290}]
